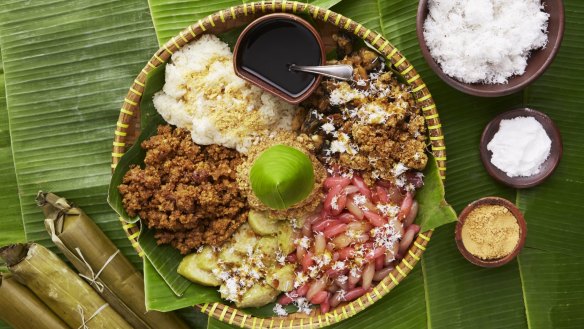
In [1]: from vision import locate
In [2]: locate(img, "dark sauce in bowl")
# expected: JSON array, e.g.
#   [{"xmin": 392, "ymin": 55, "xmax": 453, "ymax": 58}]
[{"xmin": 234, "ymin": 14, "xmax": 324, "ymax": 103}]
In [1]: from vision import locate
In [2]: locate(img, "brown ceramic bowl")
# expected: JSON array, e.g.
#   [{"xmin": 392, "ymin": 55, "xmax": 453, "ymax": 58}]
[
  {"xmin": 480, "ymin": 108, "xmax": 562, "ymax": 189},
  {"xmin": 233, "ymin": 13, "xmax": 325, "ymax": 104},
  {"xmin": 455, "ymin": 197, "xmax": 527, "ymax": 268},
  {"xmin": 416, "ymin": 0, "xmax": 565, "ymax": 97}
]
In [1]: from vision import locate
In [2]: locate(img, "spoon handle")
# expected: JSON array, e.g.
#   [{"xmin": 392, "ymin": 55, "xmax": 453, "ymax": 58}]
[{"xmin": 289, "ymin": 64, "xmax": 354, "ymax": 81}]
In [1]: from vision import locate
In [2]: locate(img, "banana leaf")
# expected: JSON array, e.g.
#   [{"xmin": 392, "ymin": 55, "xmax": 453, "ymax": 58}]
[
  {"xmin": 0, "ymin": 274, "xmax": 70, "ymax": 329},
  {"xmin": 149, "ymin": 0, "xmax": 344, "ymax": 44},
  {"xmin": 0, "ymin": 0, "xmax": 160, "ymax": 264},
  {"xmin": 0, "ymin": 1, "xmax": 205, "ymax": 328},
  {"xmin": 0, "ymin": 50, "xmax": 23, "ymax": 246},
  {"xmin": 2, "ymin": 1, "xmax": 584, "ymax": 329},
  {"xmin": 0, "ymin": 48, "xmax": 12, "ymax": 329}
]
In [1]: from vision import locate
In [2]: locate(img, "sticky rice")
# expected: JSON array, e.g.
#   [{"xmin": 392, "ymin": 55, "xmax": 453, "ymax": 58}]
[{"xmin": 153, "ymin": 34, "xmax": 296, "ymax": 153}]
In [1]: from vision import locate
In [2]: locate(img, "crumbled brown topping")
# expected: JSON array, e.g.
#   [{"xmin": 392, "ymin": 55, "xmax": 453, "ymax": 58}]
[
  {"xmin": 301, "ymin": 34, "xmax": 428, "ymax": 181},
  {"xmin": 118, "ymin": 125, "xmax": 248, "ymax": 254}
]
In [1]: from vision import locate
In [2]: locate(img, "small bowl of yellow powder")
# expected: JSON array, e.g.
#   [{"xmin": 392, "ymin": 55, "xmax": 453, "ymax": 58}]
[{"xmin": 455, "ymin": 197, "xmax": 527, "ymax": 267}]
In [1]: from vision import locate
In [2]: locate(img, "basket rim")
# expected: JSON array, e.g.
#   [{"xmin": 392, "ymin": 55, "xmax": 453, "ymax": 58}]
[{"xmin": 110, "ymin": 1, "xmax": 447, "ymax": 328}]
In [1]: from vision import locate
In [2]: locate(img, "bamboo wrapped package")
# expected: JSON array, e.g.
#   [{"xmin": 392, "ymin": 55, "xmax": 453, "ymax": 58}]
[
  {"xmin": 0, "ymin": 243, "xmax": 132, "ymax": 329},
  {"xmin": 0, "ymin": 273, "xmax": 70, "ymax": 329},
  {"xmin": 38, "ymin": 191, "xmax": 189, "ymax": 329}
]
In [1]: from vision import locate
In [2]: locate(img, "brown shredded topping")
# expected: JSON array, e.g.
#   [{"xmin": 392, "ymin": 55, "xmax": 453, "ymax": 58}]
[
  {"xmin": 118, "ymin": 125, "xmax": 248, "ymax": 254},
  {"xmin": 301, "ymin": 33, "xmax": 428, "ymax": 182}
]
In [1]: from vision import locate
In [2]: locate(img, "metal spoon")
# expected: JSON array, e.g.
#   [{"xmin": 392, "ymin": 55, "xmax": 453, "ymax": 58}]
[{"xmin": 289, "ymin": 64, "xmax": 353, "ymax": 81}]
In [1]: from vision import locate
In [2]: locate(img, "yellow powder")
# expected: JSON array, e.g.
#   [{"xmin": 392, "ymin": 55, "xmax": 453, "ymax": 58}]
[{"xmin": 461, "ymin": 205, "xmax": 520, "ymax": 260}]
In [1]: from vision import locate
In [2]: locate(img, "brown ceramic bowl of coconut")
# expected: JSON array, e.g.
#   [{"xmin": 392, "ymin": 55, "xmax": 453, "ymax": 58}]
[
  {"xmin": 416, "ymin": 0, "xmax": 565, "ymax": 97},
  {"xmin": 480, "ymin": 107, "xmax": 562, "ymax": 189}
]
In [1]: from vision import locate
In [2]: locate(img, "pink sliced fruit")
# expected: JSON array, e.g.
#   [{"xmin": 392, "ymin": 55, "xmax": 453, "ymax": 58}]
[
  {"xmin": 310, "ymin": 291, "xmax": 329, "ymax": 304},
  {"xmin": 343, "ymin": 287, "xmax": 367, "ymax": 302},
  {"xmin": 375, "ymin": 186, "xmax": 390, "ymax": 203},
  {"xmin": 324, "ymin": 223, "xmax": 348, "ymax": 238},
  {"xmin": 337, "ymin": 213, "xmax": 356, "ymax": 223},
  {"xmin": 324, "ymin": 184, "xmax": 343, "ymax": 212},
  {"xmin": 364, "ymin": 210, "xmax": 386, "ymax": 227},
  {"xmin": 324, "ymin": 176, "xmax": 351, "ymax": 189},
  {"xmin": 312, "ymin": 219, "xmax": 337, "ymax": 232},
  {"xmin": 352, "ymin": 175, "xmax": 371, "ymax": 198},
  {"xmin": 365, "ymin": 246, "xmax": 386, "ymax": 260},
  {"xmin": 331, "ymin": 193, "xmax": 347, "ymax": 216},
  {"xmin": 346, "ymin": 199, "xmax": 364, "ymax": 220},
  {"xmin": 398, "ymin": 192, "xmax": 413, "ymax": 221}
]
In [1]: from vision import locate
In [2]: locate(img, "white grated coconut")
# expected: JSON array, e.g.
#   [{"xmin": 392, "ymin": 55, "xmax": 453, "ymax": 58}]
[
  {"xmin": 423, "ymin": 0, "xmax": 549, "ymax": 84},
  {"xmin": 487, "ymin": 116, "xmax": 551, "ymax": 177},
  {"xmin": 153, "ymin": 34, "xmax": 296, "ymax": 153}
]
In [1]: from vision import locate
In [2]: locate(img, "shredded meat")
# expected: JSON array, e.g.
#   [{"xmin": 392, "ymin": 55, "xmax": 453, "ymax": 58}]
[{"xmin": 118, "ymin": 125, "xmax": 248, "ymax": 254}]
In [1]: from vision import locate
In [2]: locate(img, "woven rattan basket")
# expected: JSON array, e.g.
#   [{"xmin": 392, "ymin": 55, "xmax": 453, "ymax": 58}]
[{"xmin": 110, "ymin": 1, "xmax": 446, "ymax": 328}]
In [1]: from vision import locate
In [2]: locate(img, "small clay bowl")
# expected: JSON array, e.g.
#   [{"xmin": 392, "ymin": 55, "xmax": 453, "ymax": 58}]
[
  {"xmin": 233, "ymin": 13, "xmax": 325, "ymax": 104},
  {"xmin": 455, "ymin": 197, "xmax": 527, "ymax": 268},
  {"xmin": 416, "ymin": 0, "xmax": 565, "ymax": 97},
  {"xmin": 480, "ymin": 108, "xmax": 562, "ymax": 189}
]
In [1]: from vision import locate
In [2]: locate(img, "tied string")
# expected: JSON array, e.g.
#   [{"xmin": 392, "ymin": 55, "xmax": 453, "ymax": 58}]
[
  {"xmin": 45, "ymin": 216, "xmax": 121, "ymax": 293},
  {"xmin": 77, "ymin": 303, "xmax": 108, "ymax": 329},
  {"xmin": 76, "ymin": 248, "xmax": 120, "ymax": 292}
]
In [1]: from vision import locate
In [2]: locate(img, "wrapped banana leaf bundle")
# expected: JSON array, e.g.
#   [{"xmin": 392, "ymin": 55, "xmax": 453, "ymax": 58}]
[
  {"xmin": 37, "ymin": 191, "xmax": 189, "ymax": 329},
  {"xmin": 0, "ymin": 273, "xmax": 70, "ymax": 329},
  {"xmin": 0, "ymin": 243, "xmax": 132, "ymax": 329}
]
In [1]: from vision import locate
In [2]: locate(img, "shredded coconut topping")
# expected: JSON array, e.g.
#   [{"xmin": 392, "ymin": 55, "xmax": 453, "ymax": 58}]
[
  {"xmin": 371, "ymin": 219, "xmax": 403, "ymax": 253},
  {"xmin": 295, "ymin": 237, "xmax": 311, "ymax": 249},
  {"xmin": 423, "ymin": 0, "xmax": 549, "ymax": 84},
  {"xmin": 377, "ymin": 204, "xmax": 400, "ymax": 219},
  {"xmin": 329, "ymin": 85, "xmax": 363, "ymax": 105},
  {"xmin": 321, "ymin": 122, "xmax": 336, "ymax": 135},
  {"xmin": 273, "ymin": 303, "xmax": 288, "ymax": 316},
  {"xmin": 332, "ymin": 261, "xmax": 346, "ymax": 271}
]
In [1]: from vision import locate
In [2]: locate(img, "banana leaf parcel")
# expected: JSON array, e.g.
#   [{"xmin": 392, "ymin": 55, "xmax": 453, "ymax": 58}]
[
  {"xmin": 38, "ymin": 191, "xmax": 189, "ymax": 329},
  {"xmin": 0, "ymin": 243, "xmax": 132, "ymax": 329},
  {"xmin": 0, "ymin": 273, "xmax": 70, "ymax": 329}
]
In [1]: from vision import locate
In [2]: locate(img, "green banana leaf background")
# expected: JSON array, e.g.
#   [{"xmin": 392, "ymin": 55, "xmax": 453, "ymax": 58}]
[{"xmin": 1, "ymin": 0, "xmax": 583, "ymax": 328}]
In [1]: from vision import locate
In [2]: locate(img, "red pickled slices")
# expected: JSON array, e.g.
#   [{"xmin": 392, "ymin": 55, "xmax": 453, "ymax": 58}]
[
  {"xmin": 351, "ymin": 175, "xmax": 371, "ymax": 198},
  {"xmin": 363, "ymin": 210, "xmax": 386, "ymax": 227},
  {"xmin": 323, "ymin": 223, "xmax": 348, "ymax": 238},
  {"xmin": 279, "ymin": 171, "xmax": 423, "ymax": 314},
  {"xmin": 312, "ymin": 219, "xmax": 337, "ymax": 232},
  {"xmin": 324, "ymin": 176, "xmax": 351, "ymax": 189},
  {"xmin": 324, "ymin": 184, "xmax": 343, "ymax": 213},
  {"xmin": 346, "ymin": 198, "xmax": 365, "ymax": 220},
  {"xmin": 397, "ymin": 192, "xmax": 414, "ymax": 221}
]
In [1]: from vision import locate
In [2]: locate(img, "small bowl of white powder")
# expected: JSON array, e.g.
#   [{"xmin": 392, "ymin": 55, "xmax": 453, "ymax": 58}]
[
  {"xmin": 416, "ymin": 0, "xmax": 564, "ymax": 97},
  {"xmin": 480, "ymin": 108, "xmax": 562, "ymax": 188}
]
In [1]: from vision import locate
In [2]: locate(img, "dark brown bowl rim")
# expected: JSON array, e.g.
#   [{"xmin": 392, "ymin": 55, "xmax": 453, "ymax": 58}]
[
  {"xmin": 416, "ymin": 0, "xmax": 565, "ymax": 97},
  {"xmin": 455, "ymin": 197, "xmax": 527, "ymax": 268},
  {"xmin": 480, "ymin": 107, "xmax": 563, "ymax": 189},
  {"xmin": 233, "ymin": 13, "xmax": 325, "ymax": 104}
]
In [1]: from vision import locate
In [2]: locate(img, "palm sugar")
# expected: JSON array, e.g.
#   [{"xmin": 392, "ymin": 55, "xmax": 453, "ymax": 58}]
[{"xmin": 461, "ymin": 205, "xmax": 520, "ymax": 260}]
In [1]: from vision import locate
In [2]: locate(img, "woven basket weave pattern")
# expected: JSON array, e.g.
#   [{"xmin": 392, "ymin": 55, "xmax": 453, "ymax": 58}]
[{"xmin": 110, "ymin": 2, "xmax": 445, "ymax": 328}]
